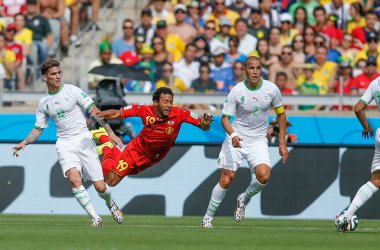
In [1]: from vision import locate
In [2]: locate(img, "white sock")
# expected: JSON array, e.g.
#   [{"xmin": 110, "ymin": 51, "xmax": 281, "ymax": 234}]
[
  {"xmin": 346, "ymin": 181, "xmax": 378, "ymax": 220},
  {"xmin": 72, "ymin": 185, "xmax": 99, "ymax": 219},
  {"xmin": 205, "ymin": 183, "xmax": 227, "ymax": 218},
  {"xmin": 239, "ymin": 175, "xmax": 266, "ymax": 204},
  {"xmin": 97, "ymin": 183, "xmax": 114, "ymax": 208}
]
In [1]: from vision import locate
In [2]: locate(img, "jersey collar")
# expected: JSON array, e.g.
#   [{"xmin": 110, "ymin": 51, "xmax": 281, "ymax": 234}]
[{"xmin": 244, "ymin": 79, "xmax": 263, "ymax": 91}]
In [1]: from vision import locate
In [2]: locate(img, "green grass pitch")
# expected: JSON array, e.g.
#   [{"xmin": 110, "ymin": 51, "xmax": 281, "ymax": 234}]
[{"xmin": 0, "ymin": 215, "xmax": 379, "ymax": 250}]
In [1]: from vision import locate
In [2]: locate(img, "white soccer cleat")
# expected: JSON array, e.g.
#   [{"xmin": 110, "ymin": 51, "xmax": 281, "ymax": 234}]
[
  {"xmin": 201, "ymin": 216, "xmax": 213, "ymax": 229},
  {"xmin": 335, "ymin": 211, "xmax": 348, "ymax": 232},
  {"xmin": 234, "ymin": 197, "xmax": 246, "ymax": 222},
  {"xmin": 91, "ymin": 217, "xmax": 103, "ymax": 227},
  {"xmin": 109, "ymin": 201, "xmax": 124, "ymax": 224}
]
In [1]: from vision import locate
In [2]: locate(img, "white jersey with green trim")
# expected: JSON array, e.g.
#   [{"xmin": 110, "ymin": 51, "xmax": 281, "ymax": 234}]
[
  {"xmin": 360, "ymin": 76, "xmax": 380, "ymax": 111},
  {"xmin": 35, "ymin": 84, "xmax": 94, "ymax": 139},
  {"xmin": 222, "ymin": 79, "xmax": 283, "ymax": 140}
]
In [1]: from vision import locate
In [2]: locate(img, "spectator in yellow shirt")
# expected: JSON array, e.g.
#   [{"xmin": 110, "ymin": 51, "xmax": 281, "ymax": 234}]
[
  {"xmin": 206, "ymin": 0, "xmax": 239, "ymax": 36},
  {"xmin": 312, "ymin": 46, "xmax": 337, "ymax": 94},
  {"xmin": 155, "ymin": 20, "xmax": 185, "ymax": 62},
  {"xmin": 0, "ymin": 33, "xmax": 17, "ymax": 89},
  {"xmin": 279, "ymin": 13, "xmax": 298, "ymax": 46},
  {"xmin": 14, "ymin": 13, "xmax": 33, "ymax": 57},
  {"xmin": 155, "ymin": 61, "xmax": 187, "ymax": 92},
  {"xmin": 151, "ymin": 0, "xmax": 176, "ymax": 26},
  {"xmin": 347, "ymin": 2, "xmax": 366, "ymax": 34}
]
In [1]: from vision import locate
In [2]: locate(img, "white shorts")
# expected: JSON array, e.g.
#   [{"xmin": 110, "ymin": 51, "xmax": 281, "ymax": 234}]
[
  {"xmin": 371, "ymin": 128, "xmax": 380, "ymax": 173},
  {"xmin": 218, "ymin": 138, "xmax": 271, "ymax": 171},
  {"xmin": 56, "ymin": 132, "xmax": 103, "ymax": 182}
]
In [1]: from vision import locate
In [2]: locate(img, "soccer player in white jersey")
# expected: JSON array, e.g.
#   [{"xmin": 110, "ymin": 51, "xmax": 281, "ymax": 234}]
[
  {"xmin": 12, "ymin": 59, "xmax": 124, "ymax": 227},
  {"xmin": 335, "ymin": 76, "xmax": 380, "ymax": 231},
  {"xmin": 201, "ymin": 56, "xmax": 289, "ymax": 228}
]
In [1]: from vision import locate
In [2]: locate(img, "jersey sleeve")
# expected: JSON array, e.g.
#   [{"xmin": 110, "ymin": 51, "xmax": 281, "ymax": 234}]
[
  {"xmin": 360, "ymin": 80, "xmax": 376, "ymax": 105},
  {"xmin": 271, "ymin": 84, "xmax": 284, "ymax": 111},
  {"xmin": 182, "ymin": 109, "xmax": 201, "ymax": 126},
  {"xmin": 120, "ymin": 104, "xmax": 141, "ymax": 118},
  {"xmin": 70, "ymin": 85, "xmax": 94, "ymax": 111},
  {"xmin": 34, "ymin": 100, "xmax": 49, "ymax": 129},
  {"xmin": 222, "ymin": 89, "xmax": 237, "ymax": 117}
]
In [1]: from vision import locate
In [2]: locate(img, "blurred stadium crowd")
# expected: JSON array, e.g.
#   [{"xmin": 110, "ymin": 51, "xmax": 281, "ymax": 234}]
[
  {"xmin": 0, "ymin": 0, "xmax": 99, "ymax": 91},
  {"xmin": 3, "ymin": 0, "xmax": 380, "ymax": 112}
]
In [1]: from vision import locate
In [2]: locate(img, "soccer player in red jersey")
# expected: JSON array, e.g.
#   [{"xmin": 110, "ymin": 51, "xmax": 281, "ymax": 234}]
[{"xmin": 92, "ymin": 87, "xmax": 214, "ymax": 187}]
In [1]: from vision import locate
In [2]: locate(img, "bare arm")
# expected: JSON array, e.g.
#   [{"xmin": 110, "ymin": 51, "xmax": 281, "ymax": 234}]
[
  {"xmin": 328, "ymin": 64, "xmax": 338, "ymax": 93},
  {"xmin": 354, "ymin": 100, "xmax": 374, "ymax": 138},
  {"xmin": 222, "ymin": 115, "xmax": 241, "ymax": 148},
  {"xmin": 52, "ymin": 0, "xmax": 65, "ymax": 18},
  {"xmin": 88, "ymin": 105, "xmax": 124, "ymax": 147},
  {"xmin": 12, "ymin": 127, "xmax": 44, "ymax": 157},
  {"xmin": 276, "ymin": 111, "xmax": 289, "ymax": 164},
  {"xmin": 96, "ymin": 109, "xmax": 123, "ymax": 120}
]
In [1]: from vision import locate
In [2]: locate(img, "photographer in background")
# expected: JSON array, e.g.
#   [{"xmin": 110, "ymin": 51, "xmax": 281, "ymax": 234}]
[{"xmin": 267, "ymin": 119, "xmax": 297, "ymax": 144}]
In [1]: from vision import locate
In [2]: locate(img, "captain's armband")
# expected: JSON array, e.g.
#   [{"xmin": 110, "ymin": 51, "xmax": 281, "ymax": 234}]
[{"xmin": 274, "ymin": 106, "xmax": 284, "ymax": 114}]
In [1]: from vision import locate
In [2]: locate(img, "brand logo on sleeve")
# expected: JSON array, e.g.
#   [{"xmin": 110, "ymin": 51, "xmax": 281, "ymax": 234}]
[{"xmin": 190, "ymin": 112, "xmax": 199, "ymax": 119}]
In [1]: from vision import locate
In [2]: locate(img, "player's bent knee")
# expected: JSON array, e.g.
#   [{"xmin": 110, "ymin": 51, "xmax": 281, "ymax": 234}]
[
  {"xmin": 93, "ymin": 181, "xmax": 106, "ymax": 193},
  {"xmin": 220, "ymin": 170, "xmax": 236, "ymax": 188},
  {"xmin": 255, "ymin": 165, "xmax": 271, "ymax": 184}
]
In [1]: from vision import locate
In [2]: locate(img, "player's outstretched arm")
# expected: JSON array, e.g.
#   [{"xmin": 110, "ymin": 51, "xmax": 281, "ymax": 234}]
[
  {"xmin": 88, "ymin": 105, "xmax": 124, "ymax": 148},
  {"xmin": 354, "ymin": 100, "xmax": 374, "ymax": 138},
  {"xmin": 199, "ymin": 113, "xmax": 214, "ymax": 131},
  {"xmin": 12, "ymin": 127, "xmax": 44, "ymax": 157}
]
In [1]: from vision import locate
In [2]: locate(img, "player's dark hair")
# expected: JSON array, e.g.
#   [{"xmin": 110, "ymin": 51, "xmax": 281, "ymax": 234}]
[
  {"xmin": 152, "ymin": 87, "xmax": 174, "ymax": 102},
  {"xmin": 41, "ymin": 59, "xmax": 60, "ymax": 75}
]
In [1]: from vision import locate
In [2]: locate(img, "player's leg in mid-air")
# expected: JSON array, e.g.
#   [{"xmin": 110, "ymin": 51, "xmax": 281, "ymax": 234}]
[
  {"xmin": 78, "ymin": 131, "xmax": 124, "ymax": 224},
  {"xmin": 336, "ymin": 172, "xmax": 380, "ymax": 231},
  {"xmin": 65, "ymin": 168, "xmax": 103, "ymax": 227},
  {"xmin": 234, "ymin": 140, "xmax": 271, "ymax": 222},
  {"xmin": 335, "ymin": 130, "xmax": 380, "ymax": 231},
  {"xmin": 91, "ymin": 127, "xmax": 122, "ymax": 177},
  {"xmin": 57, "ymin": 134, "xmax": 105, "ymax": 227}
]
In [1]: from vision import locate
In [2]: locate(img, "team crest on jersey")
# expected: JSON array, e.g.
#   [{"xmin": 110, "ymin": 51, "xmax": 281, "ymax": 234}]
[
  {"xmin": 123, "ymin": 105, "xmax": 132, "ymax": 110},
  {"xmin": 190, "ymin": 112, "xmax": 199, "ymax": 119},
  {"xmin": 167, "ymin": 120, "xmax": 174, "ymax": 125},
  {"xmin": 240, "ymin": 96, "xmax": 246, "ymax": 104},
  {"xmin": 81, "ymin": 92, "xmax": 87, "ymax": 98},
  {"xmin": 224, "ymin": 97, "xmax": 229, "ymax": 103},
  {"xmin": 166, "ymin": 127, "xmax": 174, "ymax": 135}
]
